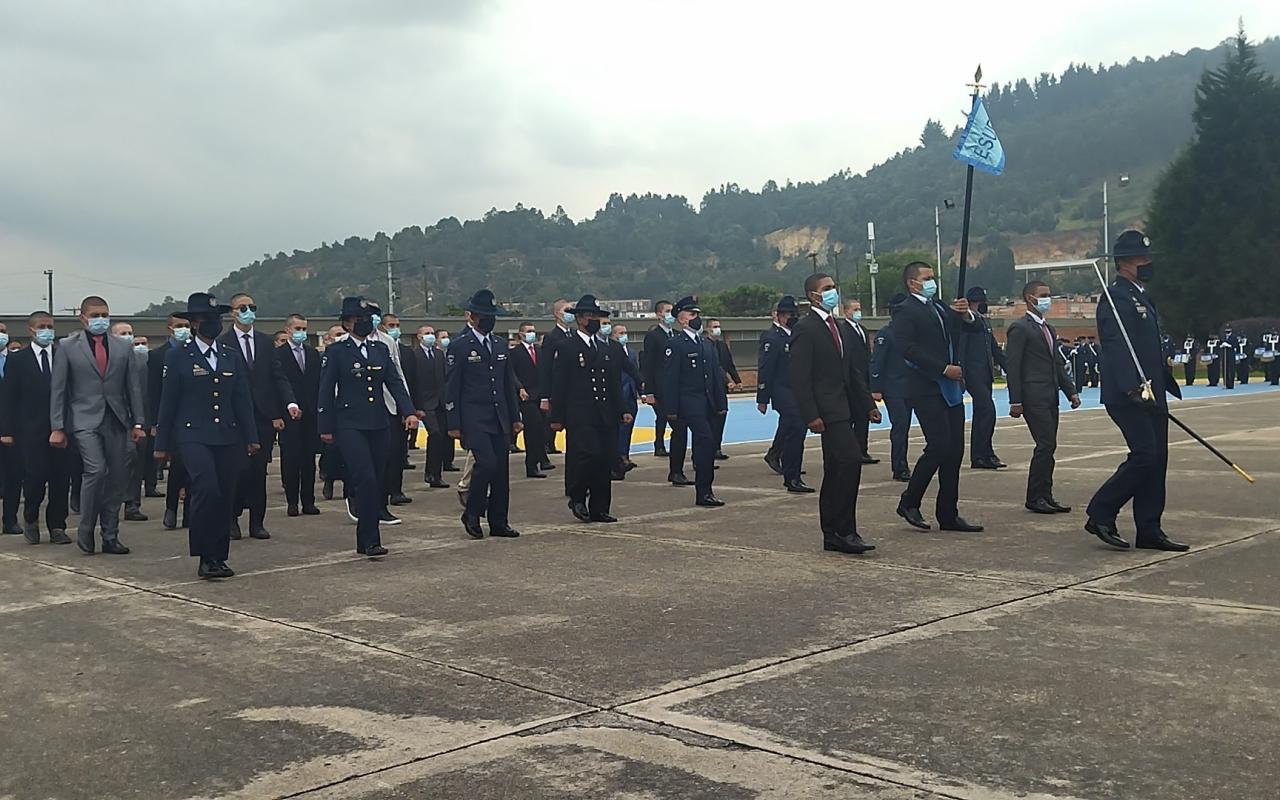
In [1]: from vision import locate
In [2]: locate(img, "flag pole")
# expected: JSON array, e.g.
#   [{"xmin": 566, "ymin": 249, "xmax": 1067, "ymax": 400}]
[{"xmin": 954, "ymin": 65, "xmax": 984, "ymax": 300}]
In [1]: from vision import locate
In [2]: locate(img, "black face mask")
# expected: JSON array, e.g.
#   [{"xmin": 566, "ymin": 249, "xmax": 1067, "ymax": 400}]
[
  {"xmin": 977, "ymin": 302, "xmax": 989, "ymax": 315},
  {"xmin": 1136, "ymin": 262, "xmax": 1155, "ymax": 282},
  {"xmin": 783, "ymin": 315, "xmax": 797, "ymax": 329},
  {"xmin": 196, "ymin": 317, "xmax": 223, "ymax": 340},
  {"xmin": 352, "ymin": 318, "xmax": 374, "ymax": 337},
  {"xmin": 584, "ymin": 319, "xmax": 601, "ymax": 335},
  {"xmin": 476, "ymin": 316, "xmax": 496, "ymax": 335},
  {"xmin": 686, "ymin": 316, "xmax": 703, "ymax": 332}
]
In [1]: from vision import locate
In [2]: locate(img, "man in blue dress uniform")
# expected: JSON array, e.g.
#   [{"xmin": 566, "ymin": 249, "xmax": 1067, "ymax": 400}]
[
  {"xmin": 317, "ymin": 297, "xmax": 418, "ymax": 557},
  {"xmin": 445, "ymin": 290, "xmax": 523, "ymax": 540},
  {"xmin": 657, "ymin": 296, "xmax": 727, "ymax": 507},
  {"xmin": 153, "ymin": 293, "xmax": 259, "ymax": 579},
  {"xmin": 869, "ymin": 293, "xmax": 914, "ymax": 482},
  {"xmin": 1085, "ymin": 230, "xmax": 1188, "ymax": 552},
  {"xmin": 755, "ymin": 295, "xmax": 810, "ymax": 493}
]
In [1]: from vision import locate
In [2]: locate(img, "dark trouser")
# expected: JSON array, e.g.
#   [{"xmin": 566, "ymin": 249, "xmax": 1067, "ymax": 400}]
[
  {"xmin": 465, "ymin": 430, "xmax": 510, "ymax": 529},
  {"xmin": 143, "ymin": 435, "xmax": 158, "ymax": 495},
  {"xmin": 0, "ymin": 442, "xmax": 23, "ymax": 527},
  {"xmin": 617, "ymin": 406, "xmax": 637, "ymax": 463},
  {"xmin": 126, "ymin": 436, "xmax": 145, "ymax": 510},
  {"xmin": 1088, "ymin": 367, "xmax": 1099, "ymax": 388},
  {"xmin": 566, "ymin": 422, "xmax": 614, "ymax": 516},
  {"xmin": 279, "ymin": 416, "xmax": 317, "ymax": 509},
  {"xmin": 383, "ymin": 412, "xmax": 407, "ymax": 502},
  {"xmin": 20, "ymin": 436, "xmax": 69, "ymax": 531},
  {"xmin": 425, "ymin": 409, "xmax": 449, "ymax": 479},
  {"xmin": 1268, "ymin": 359, "xmax": 1279, "ymax": 385},
  {"xmin": 818, "ymin": 419, "xmax": 864, "ymax": 536},
  {"xmin": 180, "ymin": 441, "xmax": 243, "ymax": 561},
  {"xmin": 1087, "ymin": 403, "xmax": 1169, "ymax": 539},
  {"xmin": 519, "ymin": 400, "xmax": 546, "ymax": 473},
  {"xmin": 1021, "ymin": 402, "xmax": 1060, "ymax": 504},
  {"xmin": 233, "ymin": 417, "xmax": 274, "ymax": 529},
  {"xmin": 968, "ymin": 382, "xmax": 996, "ymax": 462},
  {"xmin": 1238, "ymin": 359, "xmax": 1250, "ymax": 384},
  {"xmin": 667, "ymin": 419, "xmax": 690, "ymax": 476},
  {"xmin": 773, "ymin": 391, "xmax": 805, "ymax": 483},
  {"xmin": 1223, "ymin": 357, "xmax": 1235, "ymax": 388},
  {"xmin": 73, "ymin": 418, "xmax": 129, "ymax": 542},
  {"xmin": 165, "ymin": 450, "xmax": 189, "ymax": 514},
  {"xmin": 1207, "ymin": 359, "xmax": 1220, "ymax": 386},
  {"xmin": 766, "ymin": 422, "xmax": 784, "ymax": 459},
  {"xmin": 336, "ymin": 427, "xmax": 389, "ymax": 551},
  {"xmin": 679, "ymin": 413, "xmax": 715, "ymax": 495},
  {"xmin": 712, "ymin": 409, "xmax": 727, "ymax": 452},
  {"xmin": 1183, "ymin": 360, "xmax": 1196, "ymax": 386},
  {"xmin": 900, "ymin": 395, "xmax": 965, "ymax": 523},
  {"xmin": 853, "ymin": 414, "xmax": 870, "ymax": 459},
  {"xmin": 884, "ymin": 396, "xmax": 912, "ymax": 475},
  {"xmin": 654, "ymin": 416, "xmax": 668, "ymax": 452}
]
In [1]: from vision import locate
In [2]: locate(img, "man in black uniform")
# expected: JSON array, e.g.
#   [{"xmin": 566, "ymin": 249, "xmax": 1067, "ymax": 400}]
[
  {"xmin": 550, "ymin": 295, "xmax": 631, "ymax": 522},
  {"xmin": 960, "ymin": 286, "xmax": 1009, "ymax": 470},
  {"xmin": 869, "ymin": 294, "xmax": 913, "ymax": 482},
  {"xmin": 148, "ymin": 314, "xmax": 191, "ymax": 529},
  {"xmin": 791, "ymin": 273, "xmax": 881, "ymax": 553},
  {"xmin": 706, "ymin": 318, "xmax": 739, "ymax": 460},
  {"xmin": 1084, "ymin": 337, "xmax": 1101, "ymax": 388},
  {"xmin": 276, "ymin": 314, "xmax": 321, "ymax": 517},
  {"xmin": 410, "ymin": 325, "xmax": 452, "ymax": 487},
  {"xmin": 840, "ymin": 298, "xmax": 878, "ymax": 465},
  {"xmin": 153, "ymin": 293, "xmax": 259, "ymax": 579},
  {"xmin": 657, "ymin": 296, "xmax": 726, "ymax": 507},
  {"xmin": 538, "ymin": 298, "xmax": 573, "ymax": 460},
  {"xmin": 756, "ymin": 296, "xmax": 809, "ymax": 492},
  {"xmin": 1180, "ymin": 334, "xmax": 1199, "ymax": 386},
  {"xmin": 642, "ymin": 300, "xmax": 688, "ymax": 473},
  {"xmin": 510, "ymin": 322, "xmax": 550, "ymax": 479},
  {"xmin": 1235, "ymin": 333, "xmax": 1252, "ymax": 385},
  {"xmin": 1219, "ymin": 326, "xmax": 1238, "ymax": 389},
  {"xmin": 446, "ymin": 290, "xmax": 523, "ymax": 540},
  {"xmin": 318, "ymin": 297, "xmax": 418, "ymax": 557},
  {"xmin": 893, "ymin": 262, "xmax": 984, "ymax": 533},
  {"xmin": 1085, "ymin": 231, "xmax": 1187, "ymax": 552},
  {"xmin": 1263, "ymin": 330, "xmax": 1279, "ymax": 385},
  {"xmin": 1204, "ymin": 334, "xmax": 1222, "ymax": 386}
]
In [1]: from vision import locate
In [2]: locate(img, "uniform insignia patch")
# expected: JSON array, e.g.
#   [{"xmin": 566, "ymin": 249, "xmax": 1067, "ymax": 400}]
[
  {"xmin": 192, "ymin": 365, "xmax": 208, "ymax": 377},
  {"xmin": 783, "ymin": 343, "xmax": 790, "ymax": 353},
  {"xmin": 578, "ymin": 353, "xmax": 586, "ymax": 366},
  {"xmin": 665, "ymin": 348, "xmax": 672, "ymax": 356},
  {"xmin": 468, "ymin": 352, "xmax": 481, "ymax": 362},
  {"xmin": 763, "ymin": 342, "xmax": 771, "ymax": 352}
]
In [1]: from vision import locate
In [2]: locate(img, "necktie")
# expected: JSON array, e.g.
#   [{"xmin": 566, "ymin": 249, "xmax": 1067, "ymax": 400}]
[
  {"xmin": 294, "ymin": 345, "xmax": 305, "ymax": 371},
  {"xmin": 204, "ymin": 347, "xmax": 217, "ymax": 371},
  {"xmin": 1039, "ymin": 321, "xmax": 1055, "ymax": 353},
  {"xmin": 529, "ymin": 345, "xmax": 537, "ymax": 365},
  {"xmin": 242, "ymin": 333, "xmax": 254, "ymax": 369},
  {"xmin": 483, "ymin": 335, "xmax": 491, "ymax": 355},
  {"xmin": 360, "ymin": 344, "xmax": 368, "ymax": 360},
  {"xmin": 92, "ymin": 334, "xmax": 108, "ymax": 377},
  {"xmin": 40, "ymin": 348, "xmax": 50, "ymax": 377},
  {"xmin": 825, "ymin": 316, "xmax": 844, "ymax": 357}
]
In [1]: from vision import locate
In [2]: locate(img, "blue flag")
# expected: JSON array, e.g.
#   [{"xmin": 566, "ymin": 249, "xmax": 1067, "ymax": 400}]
[{"xmin": 953, "ymin": 97, "xmax": 1005, "ymax": 176}]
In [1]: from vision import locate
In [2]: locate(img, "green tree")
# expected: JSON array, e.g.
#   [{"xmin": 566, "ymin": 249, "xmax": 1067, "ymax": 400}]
[
  {"xmin": 1148, "ymin": 26, "xmax": 1280, "ymax": 332},
  {"xmin": 700, "ymin": 284, "xmax": 780, "ymax": 316}
]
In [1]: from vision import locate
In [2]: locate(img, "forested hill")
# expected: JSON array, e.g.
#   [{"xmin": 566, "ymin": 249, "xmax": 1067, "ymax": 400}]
[{"xmin": 145, "ymin": 36, "xmax": 1280, "ymax": 315}]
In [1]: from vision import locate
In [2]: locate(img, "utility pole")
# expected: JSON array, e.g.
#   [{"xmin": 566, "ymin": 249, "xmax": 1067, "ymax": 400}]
[
  {"xmin": 829, "ymin": 247, "xmax": 841, "ymax": 293},
  {"xmin": 866, "ymin": 222, "xmax": 879, "ymax": 317},
  {"xmin": 934, "ymin": 206, "xmax": 943, "ymax": 296},
  {"xmin": 807, "ymin": 252, "xmax": 819, "ymax": 272},
  {"xmin": 43, "ymin": 269, "xmax": 53, "ymax": 314},
  {"xmin": 377, "ymin": 244, "xmax": 405, "ymax": 314},
  {"xmin": 1102, "ymin": 180, "xmax": 1109, "ymax": 286},
  {"xmin": 420, "ymin": 262, "xmax": 429, "ymax": 314}
]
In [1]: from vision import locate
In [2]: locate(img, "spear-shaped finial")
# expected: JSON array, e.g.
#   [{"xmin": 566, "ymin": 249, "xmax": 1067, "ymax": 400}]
[{"xmin": 974, "ymin": 64, "xmax": 983, "ymax": 83}]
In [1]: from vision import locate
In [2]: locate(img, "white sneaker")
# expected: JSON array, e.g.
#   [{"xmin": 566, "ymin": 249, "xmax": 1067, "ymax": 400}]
[
  {"xmin": 345, "ymin": 498, "xmax": 358, "ymax": 524},
  {"xmin": 380, "ymin": 511, "xmax": 402, "ymax": 526}
]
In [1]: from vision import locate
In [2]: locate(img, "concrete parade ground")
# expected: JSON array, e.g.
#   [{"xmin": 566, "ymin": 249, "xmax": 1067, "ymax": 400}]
[{"xmin": 1, "ymin": 386, "xmax": 1277, "ymax": 799}]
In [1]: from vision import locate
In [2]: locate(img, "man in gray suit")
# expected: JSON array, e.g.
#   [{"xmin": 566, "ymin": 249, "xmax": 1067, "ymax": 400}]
[{"xmin": 50, "ymin": 296, "xmax": 147, "ymax": 554}]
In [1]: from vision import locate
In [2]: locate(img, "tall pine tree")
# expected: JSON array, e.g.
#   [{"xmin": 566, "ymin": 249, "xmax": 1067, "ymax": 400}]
[{"xmin": 1148, "ymin": 25, "xmax": 1280, "ymax": 334}]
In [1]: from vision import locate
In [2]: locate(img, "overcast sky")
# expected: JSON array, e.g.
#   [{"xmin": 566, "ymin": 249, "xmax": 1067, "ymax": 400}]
[{"xmin": 2, "ymin": 0, "xmax": 1275, "ymax": 313}]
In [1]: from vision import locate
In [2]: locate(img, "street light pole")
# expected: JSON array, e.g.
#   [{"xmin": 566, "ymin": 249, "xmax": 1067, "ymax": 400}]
[
  {"xmin": 867, "ymin": 222, "xmax": 879, "ymax": 317},
  {"xmin": 1102, "ymin": 180, "xmax": 1110, "ymax": 285},
  {"xmin": 43, "ymin": 269, "xmax": 54, "ymax": 315},
  {"xmin": 934, "ymin": 205, "xmax": 943, "ymax": 295}
]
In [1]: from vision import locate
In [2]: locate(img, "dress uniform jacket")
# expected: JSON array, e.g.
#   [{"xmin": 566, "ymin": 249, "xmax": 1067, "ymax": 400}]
[
  {"xmin": 1097, "ymin": 280, "xmax": 1180, "ymax": 409},
  {"xmin": 155, "ymin": 341, "xmax": 258, "ymax": 452},
  {"xmin": 317, "ymin": 337, "xmax": 415, "ymax": 435},
  {"xmin": 444, "ymin": 327, "xmax": 520, "ymax": 440},
  {"xmin": 756, "ymin": 323, "xmax": 805, "ymax": 482},
  {"xmin": 657, "ymin": 331, "xmax": 725, "ymax": 421},
  {"xmin": 551, "ymin": 331, "xmax": 624, "ymax": 515},
  {"xmin": 869, "ymin": 321, "xmax": 913, "ymax": 477}
]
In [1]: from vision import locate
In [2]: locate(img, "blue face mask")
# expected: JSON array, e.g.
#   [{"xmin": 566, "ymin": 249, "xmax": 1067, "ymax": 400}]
[
  {"xmin": 600, "ymin": 323, "xmax": 612, "ymax": 336},
  {"xmin": 291, "ymin": 330, "xmax": 308, "ymax": 345},
  {"xmin": 709, "ymin": 326, "xmax": 722, "ymax": 337},
  {"xmin": 238, "ymin": 309, "xmax": 257, "ymax": 326},
  {"xmin": 1035, "ymin": 297, "xmax": 1052, "ymax": 315},
  {"xmin": 561, "ymin": 311, "xmax": 575, "ymax": 325},
  {"xmin": 133, "ymin": 344, "xmax": 148, "ymax": 354},
  {"xmin": 423, "ymin": 334, "xmax": 437, "ymax": 347},
  {"xmin": 386, "ymin": 326, "xmax": 401, "ymax": 340},
  {"xmin": 173, "ymin": 327, "xmax": 191, "ymax": 342},
  {"xmin": 35, "ymin": 329, "xmax": 56, "ymax": 346},
  {"xmin": 920, "ymin": 279, "xmax": 938, "ymax": 299},
  {"xmin": 663, "ymin": 313, "xmax": 676, "ymax": 327},
  {"xmin": 618, "ymin": 334, "xmax": 629, "ymax": 345},
  {"xmin": 370, "ymin": 314, "xmax": 381, "ymax": 329},
  {"xmin": 86, "ymin": 317, "xmax": 111, "ymax": 335},
  {"xmin": 850, "ymin": 311, "xmax": 863, "ymax": 323},
  {"xmin": 522, "ymin": 331, "xmax": 536, "ymax": 344},
  {"xmin": 818, "ymin": 288, "xmax": 840, "ymax": 312},
  {"xmin": 116, "ymin": 333, "xmax": 134, "ymax": 344},
  {"xmin": 439, "ymin": 337, "xmax": 450, "ymax": 349},
  {"xmin": 0, "ymin": 333, "xmax": 8, "ymax": 348}
]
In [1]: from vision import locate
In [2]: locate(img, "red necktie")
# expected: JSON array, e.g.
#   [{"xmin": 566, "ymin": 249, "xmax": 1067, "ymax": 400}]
[
  {"xmin": 1040, "ymin": 322, "xmax": 1054, "ymax": 352},
  {"xmin": 529, "ymin": 345, "xmax": 537, "ymax": 365},
  {"xmin": 92, "ymin": 335, "xmax": 108, "ymax": 377},
  {"xmin": 826, "ymin": 316, "xmax": 844, "ymax": 356}
]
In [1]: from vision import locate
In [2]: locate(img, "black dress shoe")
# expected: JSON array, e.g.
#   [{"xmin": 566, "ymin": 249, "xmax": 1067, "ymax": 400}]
[
  {"xmin": 301, "ymin": 505, "xmax": 321, "ymax": 515},
  {"xmin": 590, "ymin": 513, "xmax": 618, "ymax": 523},
  {"xmin": 715, "ymin": 451, "xmax": 730, "ymax": 460},
  {"xmin": 989, "ymin": 457, "xmax": 1008, "ymax": 469},
  {"xmin": 365, "ymin": 544, "xmax": 389, "ymax": 557},
  {"xmin": 940, "ymin": 517, "xmax": 984, "ymax": 532},
  {"xmin": 145, "ymin": 489, "xmax": 164, "ymax": 498},
  {"xmin": 896, "ymin": 506, "xmax": 930, "ymax": 530},
  {"xmin": 526, "ymin": 469, "xmax": 547, "ymax": 479},
  {"xmin": 653, "ymin": 446, "xmax": 668, "ymax": 458},
  {"xmin": 490, "ymin": 525, "xmax": 521, "ymax": 537},
  {"xmin": 101, "ymin": 539, "xmax": 130, "ymax": 555},
  {"xmin": 668, "ymin": 472, "xmax": 693, "ymax": 486},
  {"xmin": 124, "ymin": 508, "xmax": 148, "ymax": 522},
  {"xmin": 1045, "ymin": 498, "xmax": 1072, "ymax": 513},
  {"xmin": 249, "ymin": 526, "xmax": 271, "ymax": 540},
  {"xmin": 163, "ymin": 509, "xmax": 178, "ymax": 529},
  {"xmin": 462, "ymin": 513, "xmax": 484, "ymax": 539},
  {"xmin": 23, "ymin": 522, "xmax": 40, "ymax": 545},
  {"xmin": 322, "ymin": 480, "xmax": 334, "ymax": 501},
  {"xmin": 546, "ymin": 447, "xmax": 562, "ymax": 455},
  {"xmin": 215, "ymin": 561, "xmax": 235, "ymax": 577},
  {"xmin": 389, "ymin": 494, "xmax": 413, "ymax": 506},
  {"xmin": 1025, "ymin": 498, "xmax": 1058, "ymax": 515},
  {"xmin": 824, "ymin": 532, "xmax": 875, "ymax": 554},
  {"xmin": 610, "ymin": 470, "xmax": 626, "ymax": 481},
  {"xmin": 379, "ymin": 511, "xmax": 402, "ymax": 526},
  {"xmin": 1136, "ymin": 534, "xmax": 1190, "ymax": 552},
  {"xmin": 426, "ymin": 478, "xmax": 450, "ymax": 488},
  {"xmin": 970, "ymin": 459, "xmax": 1000, "ymax": 470},
  {"xmin": 1, "ymin": 522, "xmax": 22, "ymax": 535},
  {"xmin": 539, "ymin": 461, "xmax": 556, "ymax": 471},
  {"xmin": 621, "ymin": 461, "xmax": 636, "ymax": 472},
  {"xmin": 287, "ymin": 505, "xmax": 300, "ymax": 517},
  {"xmin": 443, "ymin": 464, "xmax": 461, "ymax": 472},
  {"xmin": 763, "ymin": 452, "xmax": 783, "ymax": 476},
  {"xmin": 569, "ymin": 500, "xmax": 591, "ymax": 522},
  {"xmin": 696, "ymin": 493, "xmax": 725, "ymax": 507},
  {"xmin": 784, "ymin": 479, "xmax": 815, "ymax": 493},
  {"xmin": 892, "ymin": 471, "xmax": 912, "ymax": 482},
  {"xmin": 49, "ymin": 529, "xmax": 71, "ymax": 545},
  {"xmin": 230, "ymin": 518, "xmax": 243, "ymax": 540},
  {"xmin": 1085, "ymin": 519, "xmax": 1129, "ymax": 549},
  {"xmin": 508, "ymin": 444, "xmax": 521, "ymax": 454},
  {"xmin": 199, "ymin": 560, "xmax": 230, "ymax": 579},
  {"xmin": 861, "ymin": 455, "xmax": 880, "ymax": 465}
]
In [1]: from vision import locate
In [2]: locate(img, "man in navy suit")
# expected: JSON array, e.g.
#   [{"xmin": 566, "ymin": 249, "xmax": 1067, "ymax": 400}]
[
  {"xmin": 869, "ymin": 294, "xmax": 913, "ymax": 482},
  {"xmin": 1085, "ymin": 231, "xmax": 1187, "ymax": 552},
  {"xmin": 610, "ymin": 323, "xmax": 641, "ymax": 475},
  {"xmin": 153, "ymin": 293, "xmax": 259, "ymax": 579},
  {"xmin": 148, "ymin": 314, "xmax": 192, "ymax": 529},
  {"xmin": 275, "ymin": 313, "xmax": 321, "ymax": 517},
  {"xmin": 318, "ymin": 297, "xmax": 418, "ymax": 557},
  {"xmin": 960, "ymin": 286, "xmax": 1009, "ymax": 470},
  {"xmin": 756, "ymin": 295, "xmax": 809, "ymax": 492},
  {"xmin": 657, "ymin": 296, "xmax": 726, "ymax": 507},
  {"xmin": 445, "ymin": 289, "xmax": 523, "ymax": 540}
]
